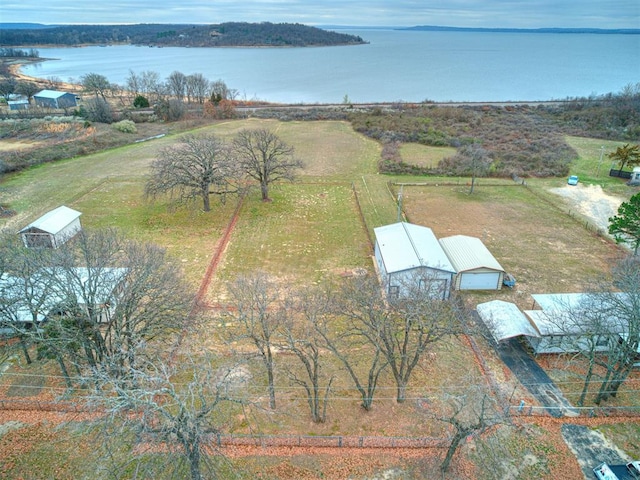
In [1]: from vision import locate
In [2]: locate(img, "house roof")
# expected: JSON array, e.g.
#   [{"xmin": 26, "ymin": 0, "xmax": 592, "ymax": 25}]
[
  {"xmin": 34, "ymin": 89, "xmax": 71, "ymax": 99},
  {"xmin": 439, "ymin": 235, "xmax": 504, "ymax": 273},
  {"xmin": 19, "ymin": 206, "xmax": 81, "ymax": 235},
  {"xmin": 374, "ymin": 222, "xmax": 455, "ymax": 274},
  {"xmin": 530, "ymin": 292, "xmax": 629, "ymax": 311},
  {"xmin": 0, "ymin": 268, "xmax": 127, "ymax": 323},
  {"xmin": 476, "ymin": 300, "xmax": 540, "ymax": 342}
]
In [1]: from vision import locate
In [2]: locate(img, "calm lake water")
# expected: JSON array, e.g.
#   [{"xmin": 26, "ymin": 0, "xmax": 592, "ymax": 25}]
[{"xmin": 22, "ymin": 29, "xmax": 640, "ymax": 104}]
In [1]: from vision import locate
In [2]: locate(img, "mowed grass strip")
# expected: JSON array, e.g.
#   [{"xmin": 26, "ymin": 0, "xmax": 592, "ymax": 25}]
[{"xmin": 210, "ymin": 183, "xmax": 372, "ymax": 301}]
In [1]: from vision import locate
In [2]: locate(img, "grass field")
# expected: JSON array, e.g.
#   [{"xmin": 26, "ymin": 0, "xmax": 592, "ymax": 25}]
[{"xmin": 1, "ymin": 118, "xmax": 638, "ymax": 479}]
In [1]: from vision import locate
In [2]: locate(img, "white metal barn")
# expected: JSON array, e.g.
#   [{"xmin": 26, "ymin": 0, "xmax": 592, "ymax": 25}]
[
  {"xmin": 439, "ymin": 235, "xmax": 505, "ymax": 290},
  {"xmin": 373, "ymin": 222, "xmax": 455, "ymax": 299},
  {"xmin": 19, "ymin": 206, "xmax": 82, "ymax": 248}
]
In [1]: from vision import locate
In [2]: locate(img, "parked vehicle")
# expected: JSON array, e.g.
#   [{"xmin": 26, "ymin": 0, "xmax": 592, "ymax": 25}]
[
  {"xmin": 628, "ymin": 461, "xmax": 640, "ymax": 479},
  {"xmin": 568, "ymin": 175, "xmax": 579, "ymax": 186},
  {"xmin": 503, "ymin": 273, "xmax": 516, "ymax": 288},
  {"xmin": 593, "ymin": 463, "xmax": 619, "ymax": 480}
]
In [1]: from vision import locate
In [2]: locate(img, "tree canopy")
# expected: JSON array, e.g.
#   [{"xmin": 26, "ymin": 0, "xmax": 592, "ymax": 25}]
[{"xmin": 608, "ymin": 193, "xmax": 640, "ymax": 254}]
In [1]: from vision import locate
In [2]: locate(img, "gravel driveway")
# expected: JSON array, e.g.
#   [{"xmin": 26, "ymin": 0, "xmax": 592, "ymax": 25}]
[{"xmin": 550, "ymin": 184, "xmax": 624, "ymax": 233}]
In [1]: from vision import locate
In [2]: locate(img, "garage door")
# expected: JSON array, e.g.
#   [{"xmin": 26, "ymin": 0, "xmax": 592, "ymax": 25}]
[{"xmin": 459, "ymin": 272, "xmax": 500, "ymax": 290}]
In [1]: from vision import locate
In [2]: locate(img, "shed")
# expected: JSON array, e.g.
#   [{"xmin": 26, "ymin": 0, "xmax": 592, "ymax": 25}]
[
  {"xmin": 439, "ymin": 235, "xmax": 505, "ymax": 290},
  {"xmin": 373, "ymin": 222, "xmax": 455, "ymax": 299},
  {"xmin": 8, "ymin": 99, "xmax": 30, "ymax": 110},
  {"xmin": 33, "ymin": 89, "xmax": 77, "ymax": 109},
  {"xmin": 19, "ymin": 206, "xmax": 82, "ymax": 248}
]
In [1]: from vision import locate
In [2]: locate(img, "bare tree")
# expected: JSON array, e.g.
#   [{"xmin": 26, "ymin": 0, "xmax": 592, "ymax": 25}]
[
  {"xmin": 314, "ymin": 280, "xmax": 388, "ymax": 411},
  {"xmin": 81, "ymin": 72, "xmax": 111, "ymax": 101},
  {"xmin": 94, "ymin": 354, "xmax": 244, "ymax": 480},
  {"xmin": 232, "ymin": 128, "xmax": 303, "ymax": 202},
  {"xmin": 340, "ymin": 273, "xmax": 467, "ymax": 403},
  {"xmin": 1, "ymin": 229, "xmax": 193, "ymax": 386},
  {"xmin": 186, "ymin": 73, "xmax": 210, "ymax": 104},
  {"xmin": 279, "ymin": 289, "xmax": 333, "ymax": 423},
  {"xmin": 223, "ymin": 272, "xmax": 286, "ymax": 409},
  {"xmin": 550, "ymin": 256, "xmax": 640, "ymax": 406},
  {"xmin": 428, "ymin": 382, "xmax": 507, "ymax": 473},
  {"xmin": 140, "ymin": 70, "xmax": 163, "ymax": 103},
  {"xmin": 145, "ymin": 134, "xmax": 241, "ymax": 212},
  {"xmin": 167, "ymin": 71, "xmax": 187, "ymax": 101},
  {"xmin": 125, "ymin": 69, "xmax": 142, "ymax": 97}
]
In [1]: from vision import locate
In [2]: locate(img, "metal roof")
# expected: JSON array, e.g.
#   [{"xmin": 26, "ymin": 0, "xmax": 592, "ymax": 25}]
[
  {"xmin": 19, "ymin": 206, "xmax": 82, "ymax": 235},
  {"xmin": 34, "ymin": 89, "xmax": 71, "ymax": 99},
  {"xmin": 439, "ymin": 235, "xmax": 504, "ymax": 272},
  {"xmin": 476, "ymin": 300, "xmax": 540, "ymax": 342},
  {"xmin": 374, "ymin": 222, "xmax": 455, "ymax": 274}
]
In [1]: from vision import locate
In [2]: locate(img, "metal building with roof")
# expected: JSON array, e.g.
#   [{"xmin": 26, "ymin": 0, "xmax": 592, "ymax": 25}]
[
  {"xmin": 33, "ymin": 89, "xmax": 77, "ymax": 109},
  {"xmin": 373, "ymin": 222, "xmax": 455, "ymax": 299},
  {"xmin": 439, "ymin": 235, "xmax": 505, "ymax": 290},
  {"xmin": 19, "ymin": 205, "xmax": 82, "ymax": 248}
]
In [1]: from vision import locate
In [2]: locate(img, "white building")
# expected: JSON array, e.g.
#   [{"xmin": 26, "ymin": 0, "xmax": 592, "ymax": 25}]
[
  {"xmin": 374, "ymin": 222, "xmax": 455, "ymax": 299},
  {"xmin": 439, "ymin": 235, "xmax": 505, "ymax": 290},
  {"xmin": 19, "ymin": 206, "xmax": 82, "ymax": 248}
]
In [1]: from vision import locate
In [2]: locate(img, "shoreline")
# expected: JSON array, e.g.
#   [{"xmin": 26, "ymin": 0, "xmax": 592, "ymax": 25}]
[{"xmin": 3, "ymin": 57, "xmax": 83, "ymax": 93}]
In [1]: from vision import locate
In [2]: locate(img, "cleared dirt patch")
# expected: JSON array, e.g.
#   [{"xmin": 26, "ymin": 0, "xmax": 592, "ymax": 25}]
[{"xmin": 550, "ymin": 184, "xmax": 625, "ymax": 233}]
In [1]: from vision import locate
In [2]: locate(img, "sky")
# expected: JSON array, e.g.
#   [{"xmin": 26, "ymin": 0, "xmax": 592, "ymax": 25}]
[{"xmin": 1, "ymin": 0, "xmax": 639, "ymax": 29}]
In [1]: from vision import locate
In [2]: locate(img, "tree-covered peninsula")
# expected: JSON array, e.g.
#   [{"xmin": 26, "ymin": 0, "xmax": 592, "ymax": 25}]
[{"xmin": 0, "ymin": 22, "xmax": 366, "ymax": 48}]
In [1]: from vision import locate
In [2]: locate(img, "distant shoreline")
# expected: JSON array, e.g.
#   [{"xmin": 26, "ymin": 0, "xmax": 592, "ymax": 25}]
[{"xmin": 398, "ymin": 25, "xmax": 640, "ymax": 34}]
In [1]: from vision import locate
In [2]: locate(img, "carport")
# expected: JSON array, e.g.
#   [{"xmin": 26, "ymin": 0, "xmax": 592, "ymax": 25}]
[{"xmin": 476, "ymin": 300, "xmax": 540, "ymax": 342}]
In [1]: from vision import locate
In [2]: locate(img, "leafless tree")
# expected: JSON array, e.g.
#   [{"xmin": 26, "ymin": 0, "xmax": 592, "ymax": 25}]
[
  {"xmin": 549, "ymin": 256, "xmax": 640, "ymax": 406},
  {"xmin": 223, "ymin": 272, "xmax": 286, "ymax": 409},
  {"xmin": 1, "ymin": 229, "xmax": 193, "ymax": 387},
  {"xmin": 232, "ymin": 128, "xmax": 303, "ymax": 202},
  {"xmin": 145, "ymin": 134, "xmax": 242, "ymax": 212},
  {"xmin": 167, "ymin": 71, "xmax": 187, "ymax": 101},
  {"xmin": 279, "ymin": 289, "xmax": 334, "ymax": 423},
  {"xmin": 209, "ymin": 79, "xmax": 237, "ymax": 103},
  {"xmin": 427, "ymin": 381, "xmax": 508, "ymax": 473},
  {"xmin": 340, "ymin": 273, "xmax": 467, "ymax": 403},
  {"xmin": 125, "ymin": 69, "xmax": 142, "ymax": 97},
  {"xmin": 186, "ymin": 73, "xmax": 210, "ymax": 104},
  {"xmin": 312, "ymin": 280, "xmax": 388, "ymax": 411},
  {"xmin": 93, "ymin": 354, "xmax": 245, "ymax": 480},
  {"xmin": 140, "ymin": 70, "xmax": 163, "ymax": 103}
]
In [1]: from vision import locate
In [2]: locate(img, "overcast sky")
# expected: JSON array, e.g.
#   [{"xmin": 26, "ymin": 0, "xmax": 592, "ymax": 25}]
[{"xmin": 2, "ymin": 0, "xmax": 639, "ymax": 29}]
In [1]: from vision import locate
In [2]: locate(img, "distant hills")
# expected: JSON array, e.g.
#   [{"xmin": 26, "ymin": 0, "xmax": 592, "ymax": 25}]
[
  {"xmin": 0, "ymin": 22, "xmax": 366, "ymax": 47},
  {"xmin": 400, "ymin": 25, "xmax": 640, "ymax": 34}
]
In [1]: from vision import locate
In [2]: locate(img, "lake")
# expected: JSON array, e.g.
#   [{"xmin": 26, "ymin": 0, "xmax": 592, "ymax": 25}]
[{"xmin": 21, "ymin": 29, "xmax": 640, "ymax": 104}]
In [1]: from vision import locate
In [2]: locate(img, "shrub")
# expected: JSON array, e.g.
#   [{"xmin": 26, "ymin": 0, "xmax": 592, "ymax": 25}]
[
  {"xmin": 112, "ymin": 120, "xmax": 137, "ymax": 133},
  {"xmin": 133, "ymin": 95, "xmax": 150, "ymax": 108}
]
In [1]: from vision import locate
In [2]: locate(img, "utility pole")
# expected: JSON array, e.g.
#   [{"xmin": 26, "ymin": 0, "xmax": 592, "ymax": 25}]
[
  {"xmin": 595, "ymin": 145, "xmax": 605, "ymax": 177},
  {"xmin": 397, "ymin": 185, "xmax": 403, "ymax": 222}
]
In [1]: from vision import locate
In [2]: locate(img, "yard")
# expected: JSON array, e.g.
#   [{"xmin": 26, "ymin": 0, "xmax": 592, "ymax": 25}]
[{"xmin": 0, "ymin": 117, "xmax": 638, "ymax": 479}]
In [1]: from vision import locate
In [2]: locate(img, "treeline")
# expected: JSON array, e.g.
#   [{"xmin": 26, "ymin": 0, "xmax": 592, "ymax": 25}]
[
  {"xmin": 0, "ymin": 47, "xmax": 39, "ymax": 57},
  {"xmin": 0, "ymin": 22, "xmax": 365, "ymax": 47},
  {"xmin": 543, "ymin": 84, "xmax": 640, "ymax": 141}
]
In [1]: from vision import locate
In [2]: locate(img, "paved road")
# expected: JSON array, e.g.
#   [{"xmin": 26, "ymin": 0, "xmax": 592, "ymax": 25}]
[{"xmin": 495, "ymin": 338, "xmax": 579, "ymax": 418}]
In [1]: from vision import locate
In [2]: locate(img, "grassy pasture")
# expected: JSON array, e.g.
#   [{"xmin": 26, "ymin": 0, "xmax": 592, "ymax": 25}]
[
  {"xmin": 397, "ymin": 183, "xmax": 623, "ymax": 308},
  {"xmin": 399, "ymin": 143, "xmax": 457, "ymax": 168},
  {"xmin": 1, "ymin": 118, "xmax": 638, "ymax": 478}
]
